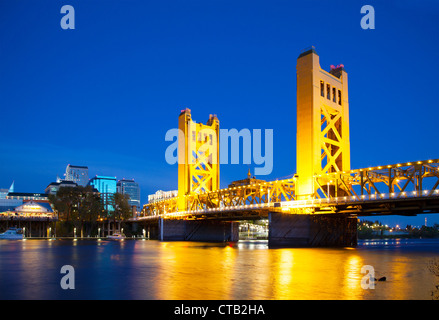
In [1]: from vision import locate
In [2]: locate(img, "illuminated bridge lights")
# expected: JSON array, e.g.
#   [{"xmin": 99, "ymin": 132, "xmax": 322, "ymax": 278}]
[
  {"xmin": 136, "ymin": 158, "xmax": 439, "ymax": 220},
  {"xmin": 322, "ymin": 158, "xmax": 439, "ymax": 176},
  {"xmin": 134, "ymin": 187, "xmax": 439, "ymax": 221}
]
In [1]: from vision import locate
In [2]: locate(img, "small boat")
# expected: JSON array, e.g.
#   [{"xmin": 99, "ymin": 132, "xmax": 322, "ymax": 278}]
[
  {"xmin": 107, "ymin": 232, "xmax": 126, "ymax": 240},
  {"xmin": 0, "ymin": 227, "xmax": 24, "ymax": 240}
]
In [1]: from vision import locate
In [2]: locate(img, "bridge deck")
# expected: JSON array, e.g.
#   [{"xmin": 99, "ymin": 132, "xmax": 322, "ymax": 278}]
[{"xmin": 132, "ymin": 190, "xmax": 439, "ymax": 222}]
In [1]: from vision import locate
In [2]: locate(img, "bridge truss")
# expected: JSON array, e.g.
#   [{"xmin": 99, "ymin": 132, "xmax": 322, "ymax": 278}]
[{"xmin": 138, "ymin": 158, "xmax": 439, "ymax": 221}]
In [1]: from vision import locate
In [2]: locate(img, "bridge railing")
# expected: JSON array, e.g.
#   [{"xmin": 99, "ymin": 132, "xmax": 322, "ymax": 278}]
[
  {"xmin": 140, "ymin": 177, "xmax": 296, "ymax": 217},
  {"xmin": 279, "ymin": 188, "xmax": 439, "ymax": 208},
  {"xmin": 138, "ymin": 159, "xmax": 439, "ymax": 219},
  {"xmin": 135, "ymin": 187, "xmax": 439, "ymax": 220},
  {"xmin": 135, "ymin": 202, "xmax": 273, "ymax": 220},
  {"xmin": 134, "ymin": 188, "xmax": 439, "ymax": 220},
  {"xmin": 313, "ymin": 159, "xmax": 439, "ymax": 200}
]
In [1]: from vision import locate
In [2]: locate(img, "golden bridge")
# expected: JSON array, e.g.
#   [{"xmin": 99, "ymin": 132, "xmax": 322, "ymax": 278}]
[{"xmin": 131, "ymin": 47, "xmax": 439, "ymax": 247}]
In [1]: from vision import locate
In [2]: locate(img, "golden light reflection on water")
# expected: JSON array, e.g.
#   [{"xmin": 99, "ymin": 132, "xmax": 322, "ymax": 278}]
[
  {"xmin": 2, "ymin": 239, "xmax": 439, "ymax": 300},
  {"xmin": 272, "ymin": 249, "xmax": 295, "ymax": 299},
  {"xmin": 343, "ymin": 255, "xmax": 364, "ymax": 300},
  {"xmin": 155, "ymin": 242, "xmax": 240, "ymax": 299},
  {"xmin": 143, "ymin": 242, "xmax": 376, "ymax": 300},
  {"xmin": 140, "ymin": 241, "xmax": 439, "ymax": 300},
  {"xmin": 270, "ymin": 248, "xmax": 358, "ymax": 299}
]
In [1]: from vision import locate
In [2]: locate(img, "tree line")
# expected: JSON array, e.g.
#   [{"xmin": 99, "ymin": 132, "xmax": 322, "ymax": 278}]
[{"xmin": 48, "ymin": 186, "xmax": 132, "ymax": 237}]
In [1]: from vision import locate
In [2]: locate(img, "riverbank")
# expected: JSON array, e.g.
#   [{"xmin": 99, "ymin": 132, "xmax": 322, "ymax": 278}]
[{"xmin": 358, "ymin": 223, "xmax": 439, "ymax": 239}]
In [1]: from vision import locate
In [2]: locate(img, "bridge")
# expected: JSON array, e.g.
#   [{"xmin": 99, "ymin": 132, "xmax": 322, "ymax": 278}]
[{"xmin": 131, "ymin": 47, "xmax": 439, "ymax": 247}]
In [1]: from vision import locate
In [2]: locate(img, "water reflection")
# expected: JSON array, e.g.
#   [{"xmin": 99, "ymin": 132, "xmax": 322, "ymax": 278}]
[
  {"xmin": 1, "ymin": 239, "xmax": 439, "ymax": 299},
  {"xmin": 272, "ymin": 250, "xmax": 295, "ymax": 299},
  {"xmin": 343, "ymin": 255, "xmax": 364, "ymax": 299}
]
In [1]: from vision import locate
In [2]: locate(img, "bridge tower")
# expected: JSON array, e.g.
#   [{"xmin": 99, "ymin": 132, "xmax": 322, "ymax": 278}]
[
  {"xmin": 296, "ymin": 47, "xmax": 350, "ymax": 199},
  {"xmin": 178, "ymin": 108, "xmax": 220, "ymax": 210},
  {"xmin": 268, "ymin": 47, "xmax": 356, "ymax": 247}
]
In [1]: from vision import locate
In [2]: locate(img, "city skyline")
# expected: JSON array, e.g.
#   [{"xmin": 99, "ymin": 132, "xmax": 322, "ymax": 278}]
[{"xmin": 1, "ymin": 1, "xmax": 439, "ymax": 226}]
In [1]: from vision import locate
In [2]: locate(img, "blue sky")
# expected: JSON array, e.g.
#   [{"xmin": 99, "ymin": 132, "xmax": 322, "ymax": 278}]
[{"xmin": 1, "ymin": 0, "xmax": 439, "ymax": 226}]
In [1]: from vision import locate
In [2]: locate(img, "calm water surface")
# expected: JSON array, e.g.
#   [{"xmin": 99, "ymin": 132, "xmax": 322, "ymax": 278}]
[{"xmin": 1, "ymin": 238, "xmax": 439, "ymax": 300}]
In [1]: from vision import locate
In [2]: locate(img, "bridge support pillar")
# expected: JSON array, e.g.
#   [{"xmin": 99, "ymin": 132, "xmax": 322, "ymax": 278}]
[
  {"xmin": 159, "ymin": 218, "xmax": 239, "ymax": 242},
  {"xmin": 268, "ymin": 212, "xmax": 357, "ymax": 248}
]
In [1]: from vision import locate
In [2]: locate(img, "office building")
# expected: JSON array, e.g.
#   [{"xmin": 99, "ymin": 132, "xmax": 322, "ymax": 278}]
[
  {"xmin": 0, "ymin": 189, "xmax": 8, "ymax": 200},
  {"xmin": 148, "ymin": 190, "xmax": 178, "ymax": 203},
  {"xmin": 88, "ymin": 175, "xmax": 117, "ymax": 212},
  {"xmin": 65, "ymin": 164, "xmax": 89, "ymax": 187},
  {"xmin": 0, "ymin": 182, "xmax": 14, "ymax": 199},
  {"xmin": 117, "ymin": 179, "xmax": 141, "ymax": 209},
  {"xmin": 45, "ymin": 180, "xmax": 78, "ymax": 195}
]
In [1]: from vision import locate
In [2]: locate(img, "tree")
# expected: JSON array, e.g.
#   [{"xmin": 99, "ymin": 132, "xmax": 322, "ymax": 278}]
[
  {"xmin": 77, "ymin": 186, "xmax": 104, "ymax": 236},
  {"xmin": 109, "ymin": 192, "xmax": 132, "ymax": 222},
  {"xmin": 49, "ymin": 186, "xmax": 81, "ymax": 222},
  {"xmin": 49, "ymin": 185, "xmax": 104, "ymax": 237}
]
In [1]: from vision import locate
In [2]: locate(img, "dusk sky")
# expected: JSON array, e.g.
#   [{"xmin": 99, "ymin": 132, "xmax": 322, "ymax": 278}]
[{"xmin": 1, "ymin": 0, "xmax": 439, "ymax": 226}]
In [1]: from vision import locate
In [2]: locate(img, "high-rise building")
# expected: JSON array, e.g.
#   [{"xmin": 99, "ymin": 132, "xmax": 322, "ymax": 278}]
[
  {"xmin": 117, "ymin": 179, "xmax": 141, "ymax": 209},
  {"xmin": 65, "ymin": 165, "xmax": 89, "ymax": 187},
  {"xmin": 88, "ymin": 175, "xmax": 117, "ymax": 212}
]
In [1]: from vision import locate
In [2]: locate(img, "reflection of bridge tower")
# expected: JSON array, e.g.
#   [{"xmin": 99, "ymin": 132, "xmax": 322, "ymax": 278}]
[
  {"xmin": 178, "ymin": 108, "xmax": 220, "ymax": 210},
  {"xmin": 296, "ymin": 47, "xmax": 350, "ymax": 199}
]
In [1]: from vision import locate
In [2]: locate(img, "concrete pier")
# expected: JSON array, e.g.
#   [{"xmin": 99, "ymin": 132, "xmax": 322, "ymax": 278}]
[
  {"xmin": 159, "ymin": 218, "xmax": 239, "ymax": 242},
  {"xmin": 268, "ymin": 212, "xmax": 357, "ymax": 248}
]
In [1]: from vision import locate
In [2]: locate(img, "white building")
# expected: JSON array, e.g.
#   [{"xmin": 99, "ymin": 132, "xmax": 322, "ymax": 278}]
[{"xmin": 148, "ymin": 190, "xmax": 178, "ymax": 203}]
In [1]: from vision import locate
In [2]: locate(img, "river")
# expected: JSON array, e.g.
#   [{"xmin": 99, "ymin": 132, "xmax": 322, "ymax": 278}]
[{"xmin": 1, "ymin": 238, "xmax": 438, "ymax": 300}]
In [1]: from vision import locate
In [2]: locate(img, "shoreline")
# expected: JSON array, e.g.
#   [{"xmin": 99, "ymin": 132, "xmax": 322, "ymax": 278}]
[{"xmin": 3, "ymin": 236, "xmax": 439, "ymax": 242}]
